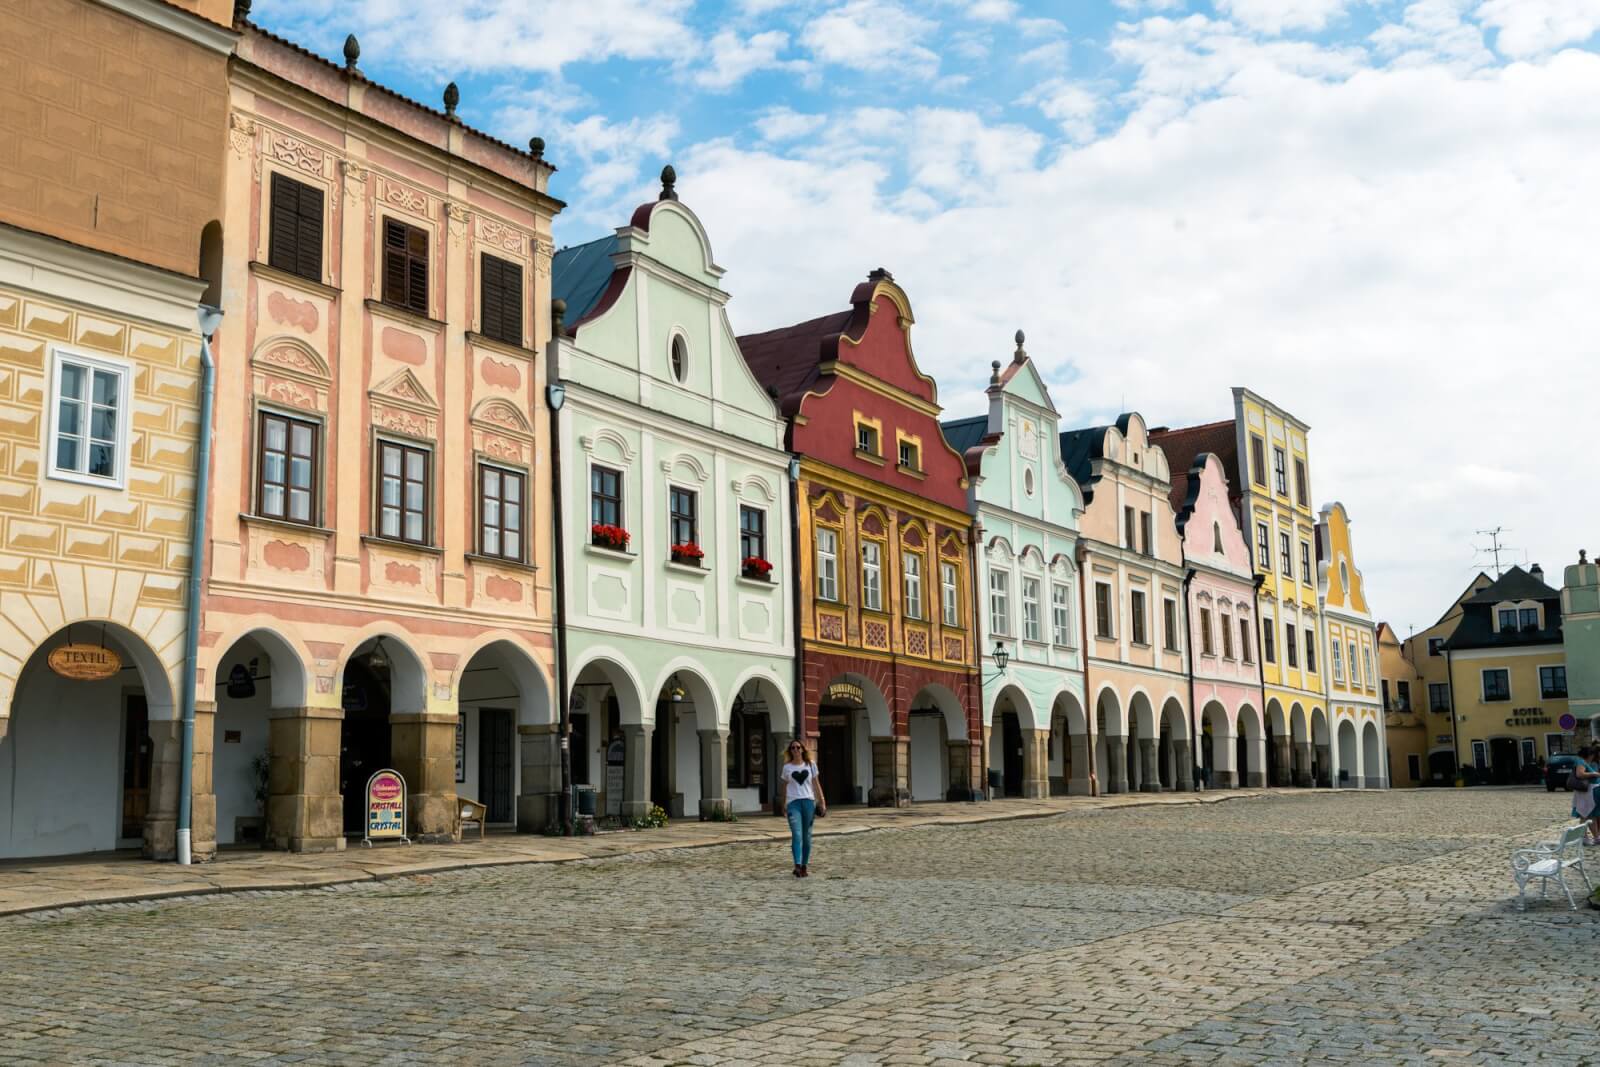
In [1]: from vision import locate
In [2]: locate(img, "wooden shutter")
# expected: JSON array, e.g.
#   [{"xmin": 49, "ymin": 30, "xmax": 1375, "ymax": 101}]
[
  {"xmin": 383, "ymin": 219, "xmax": 408, "ymax": 307},
  {"xmin": 406, "ymin": 225, "xmax": 429, "ymax": 314},
  {"xmin": 480, "ymin": 254, "xmax": 524, "ymax": 346},
  {"xmin": 269, "ymin": 174, "xmax": 323, "ymax": 282}
]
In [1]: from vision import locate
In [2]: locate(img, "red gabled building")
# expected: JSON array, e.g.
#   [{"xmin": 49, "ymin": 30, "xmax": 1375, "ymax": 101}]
[{"xmin": 740, "ymin": 270, "xmax": 980, "ymax": 805}]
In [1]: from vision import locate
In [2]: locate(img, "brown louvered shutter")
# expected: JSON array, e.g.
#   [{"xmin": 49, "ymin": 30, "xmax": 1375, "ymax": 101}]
[
  {"xmin": 295, "ymin": 185, "xmax": 323, "ymax": 282},
  {"xmin": 480, "ymin": 254, "xmax": 522, "ymax": 345},
  {"xmin": 383, "ymin": 219, "xmax": 409, "ymax": 308},
  {"xmin": 405, "ymin": 225, "xmax": 429, "ymax": 315}
]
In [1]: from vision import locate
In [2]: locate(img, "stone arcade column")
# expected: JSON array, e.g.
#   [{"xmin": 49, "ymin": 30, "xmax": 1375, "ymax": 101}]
[
  {"xmin": 770, "ymin": 730, "xmax": 792, "ymax": 813},
  {"xmin": 1139, "ymin": 738, "xmax": 1161, "ymax": 792},
  {"xmin": 1315, "ymin": 743, "xmax": 1332, "ymax": 787},
  {"xmin": 698, "ymin": 729, "xmax": 731, "ymax": 819},
  {"xmin": 268, "ymin": 706, "xmax": 344, "ymax": 852},
  {"xmin": 1273, "ymin": 736, "xmax": 1294, "ymax": 786},
  {"xmin": 518, "ymin": 722, "xmax": 562, "ymax": 831},
  {"xmin": 1068, "ymin": 733, "xmax": 1093, "ymax": 796},
  {"xmin": 1105, "ymin": 737, "xmax": 1129, "ymax": 794},
  {"xmin": 1174, "ymin": 739, "xmax": 1194, "ymax": 791},
  {"xmin": 391, "ymin": 710, "xmax": 458, "ymax": 842},
  {"xmin": 621, "ymin": 723, "xmax": 652, "ymax": 820},
  {"xmin": 144, "ymin": 718, "xmax": 181, "ymax": 861},
  {"xmin": 945, "ymin": 740, "xmax": 975, "ymax": 801},
  {"xmin": 1020, "ymin": 728, "xmax": 1049, "ymax": 798},
  {"xmin": 1210, "ymin": 733, "xmax": 1237, "ymax": 788},
  {"xmin": 191, "ymin": 701, "xmax": 218, "ymax": 860},
  {"xmin": 1293, "ymin": 741, "xmax": 1314, "ymax": 787},
  {"xmin": 869, "ymin": 736, "xmax": 910, "ymax": 807}
]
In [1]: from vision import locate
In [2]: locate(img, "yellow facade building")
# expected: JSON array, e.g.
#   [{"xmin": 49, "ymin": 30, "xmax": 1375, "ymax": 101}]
[
  {"xmin": 1316, "ymin": 503, "xmax": 1384, "ymax": 786},
  {"xmin": 1377, "ymin": 622, "xmax": 1427, "ymax": 787}
]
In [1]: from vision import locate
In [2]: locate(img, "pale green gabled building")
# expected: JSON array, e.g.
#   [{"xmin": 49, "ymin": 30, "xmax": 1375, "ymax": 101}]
[
  {"xmin": 550, "ymin": 169, "xmax": 795, "ymax": 820},
  {"xmin": 943, "ymin": 334, "xmax": 1089, "ymax": 798},
  {"xmin": 1562, "ymin": 553, "xmax": 1600, "ymax": 739}
]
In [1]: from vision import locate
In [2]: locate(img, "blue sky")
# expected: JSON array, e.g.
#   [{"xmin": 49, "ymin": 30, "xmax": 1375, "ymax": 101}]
[{"xmin": 261, "ymin": 0, "xmax": 1600, "ymax": 631}]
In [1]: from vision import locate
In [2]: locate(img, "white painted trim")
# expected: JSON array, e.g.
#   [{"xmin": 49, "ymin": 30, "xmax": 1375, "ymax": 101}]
[
  {"xmin": 0, "ymin": 223, "xmax": 205, "ymax": 333},
  {"xmin": 94, "ymin": 0, "xmax": 236, "ymax": 53}
]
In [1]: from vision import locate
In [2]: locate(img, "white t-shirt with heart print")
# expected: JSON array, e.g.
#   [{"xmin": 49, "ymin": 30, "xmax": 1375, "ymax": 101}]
[{"xmin": 781, "ymin": 761, "xmax": 819, "ymax": 803}]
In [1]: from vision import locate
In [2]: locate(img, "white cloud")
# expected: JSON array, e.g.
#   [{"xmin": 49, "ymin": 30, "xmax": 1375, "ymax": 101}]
[
  {"xmin": 966, "ymin": 0, "xmax": 1021, "ymax": 20},
  {"xmin": 657, "ymin": 35, "xmax": 1600, "ymax": 633},
  {"xmin": 277, "ymin": 0, "xmax": 698, "ymax": 74},
  {"xmin": 755, "ymin": 107, "xmax": 828, "ymax": 142},
  {"xmin": 1214, "ymin": 0, "xmax": 1355, "ymax": 34},
  {"xmin": 692, "ymin": 29, "xmax": 797, "ymax": 89},
  {"xmin": 1477, "ymin": 0, "xmax": 1600, "ymax": 57},
  {"xmin": 801, "ymin": 0, "xmax": 941, "ymax": 76},
  {"xmin": 1023, "ymin": 79, "xmax": 1104, "ymax": 140},
  {"xmin": 1371, "ymin": 0, "xmax": 1494, "ymax": 69}
]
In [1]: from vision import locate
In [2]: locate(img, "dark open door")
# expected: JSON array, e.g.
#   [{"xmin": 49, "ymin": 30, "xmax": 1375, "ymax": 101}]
[
  {"xmin": 818, "ymin": 710, "xmax": 853, "ymax": 805},
  {"xmin": 121, "ymin": 695, "xmax": 151, "ymax": 841},
  {"xmin": 479, "ymin": 708, "xmax": 514, "ymax": 823},
  {"xmin": 1001, "ymin": 712, "xmax": 1023, "ymax": 796}
]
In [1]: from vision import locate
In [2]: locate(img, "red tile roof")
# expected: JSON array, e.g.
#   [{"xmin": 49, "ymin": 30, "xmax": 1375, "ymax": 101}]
[
  {"xmin": 1150, "ymin": 419, "xmax": 1238, "ymax": 514},
  {"xmin": 736, "ymin": 309, "xmax": 855, "ymax": 416}
]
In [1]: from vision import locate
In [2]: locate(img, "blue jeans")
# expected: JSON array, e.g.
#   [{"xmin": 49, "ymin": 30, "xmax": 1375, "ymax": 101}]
[{"xmin": 786, "ymin": 798, "xmax": 816, "ymax": 866}]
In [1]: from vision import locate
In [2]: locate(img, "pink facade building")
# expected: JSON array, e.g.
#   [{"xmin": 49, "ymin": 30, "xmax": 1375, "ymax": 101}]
[{"xmin": 1172, "ymin": 454, "xmax": 1266, "ymax": 787}]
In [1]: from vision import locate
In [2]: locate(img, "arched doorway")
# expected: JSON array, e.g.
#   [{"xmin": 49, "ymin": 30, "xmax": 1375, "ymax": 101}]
[
  {"xmin": 1236, "ymin": 703, "xmax": 1264, "ymax": 787},
  {"xmin": 1310, "ymin": 707, "xmax": 1331, "ymax": 787},
  {"xmin": 1200, "ymin": 701, "xmax": 1233, "ymax": 788},
  {"xmin": 1, "ymin": 623, "xmax": 177, "ymax": 858},
  {"xmin": 911, "ymin": 683, "xmax": 967, "ymax": 801},
  {"xmin": 1050, "ymin": 691, "xmax": 1089, "ymax": 795},
  {"xmin": 1129, "ymin": 692, "xmax": 1157, "ymax": 792},
  {"xmin": 1266, "ymin": 700, "xmax": 1288, "ymax": 787},
  {"xmin": 649, "ymin": 666, "xmax": 719, "ymax": 819},
  {"xmin": 816, "ymin": 673, "xmax": 892, "ymax": 806},
  {"xmin": 727, "ymin": 675, "xmax": 789, "ymax": 814},
  {"xmin": 988, "ymin": 685, "xmax": 1032, "ymax": 798},
  {"xmin": 456, "ymin": 638, "xmax": 552, "ymax": 830},
  {"xmin": 1158, "ymin": 697, "xmax": 1190, "ymax": 791},
  {"xmin": 1361, "ymin": 720, "xmax": 1384, "ymax": 788},
  {"xmin": 1290, "ymin": 702, "xmax": 1311, "ymax": 787},
  {"xmin": 1337, "ymin": 718, "xmax": 1358, "ymax": 787},
  {"xmin": 570, "ymin": 655, "xmax": 646, "ymax": 820},
  {"xmin": 337, "ymin": 635, "xmax": 427, "ymax": 836},
  {"xmin": 211, "ymin": 628, "xmax": 308, "ymax": 848},
  {"xmin": 1095, "ymin": 688, "xmax": 1126, "ymax": 794}
]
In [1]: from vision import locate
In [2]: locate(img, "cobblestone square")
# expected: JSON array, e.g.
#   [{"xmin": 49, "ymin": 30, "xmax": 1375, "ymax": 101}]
[{"xmin": 1, "ymin": 789, "xmax": 1595, "ymax": 1065}]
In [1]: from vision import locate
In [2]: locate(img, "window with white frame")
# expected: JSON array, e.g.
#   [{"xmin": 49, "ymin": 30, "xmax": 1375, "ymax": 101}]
[
  {"xmin": 1095, "ymin": 581, "xmax": 1113, "ymax": 638},
  {"xmin": 903, "ymin": 551, "xmax": 924, "ymax": 619},
  {"xmin": 1482, "ymin": 668, "xmax": 1510, "ymax": 702},
  {"xmin": 50, "ymin": 351, "xmax": 128, "ymax": 485},
  {"xmin": 1022, "ymin": 577, "xmax": 1041, "ymax": 642},
  {"xmin": 1257, "ymin": 523, "xmax": 1271, "ymax": 570},
  {"xmin": 989, "ymin": 569, "xmax": 1010, "ymax": 636},
  {"xmin": 1362, "ymin": 647, "xmax": 1374, "ymax": 688},
  {"xmin": 1348, "ymin": 641, "xmax": 1359, "ymax": 686},
  {"xmin": 1051, "ymin": 583, "xmax": 1071, "ymax": 646},
  {"xmin": 1300, "ymin": 541, "xmax": 1312, "ymax": 586},
  {"xmin": 861, "ymin": 541, "xmax": 882, "ymax": 611},
  {"xmin": 1272, "ymin": 446, "xmax": 1288, "ymax": 495},
  {"xmin": 941, "ymin": 561, "xmax": 959, "ymax": 625},
  {"xmin": 1279, "ymin": 532, "xmax": 1293, "ymax": 576},
  {"xmin": 816, "ymin": 527, "xmax": 839, "ymax": 601},
  {"xmin": 1331, "ymin": 639, "xmax": 1344, "ymax": 682},
  {"xmin": 1130, "ymin": 589, "xmax": 1148, "ymax": 645}
]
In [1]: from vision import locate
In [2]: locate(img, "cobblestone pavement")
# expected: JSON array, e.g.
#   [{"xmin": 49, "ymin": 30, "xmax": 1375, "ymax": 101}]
[{"xmin": 1, "ymin": 789, "xmax": 1594, "ymax": 1066}]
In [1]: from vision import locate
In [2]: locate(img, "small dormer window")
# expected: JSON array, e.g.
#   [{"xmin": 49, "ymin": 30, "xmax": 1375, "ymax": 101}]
[
  {"xmin": 1498, "ymin": 608, "xmax": 1516, "ymax": 632},
  {"xmin": 670, "ymin": 335, "xmax": 687, "ymax": 383},
  {"xmin": 898, "ymin": 439, "xmax": 919, "ymax": 471},
  {"xmin": 1519, "ymin": 606, "xmax": 1538, "ymax": 631},
  {"xmin": 856, "ymin": 423, "xmax": 879, "ymax": 455}
]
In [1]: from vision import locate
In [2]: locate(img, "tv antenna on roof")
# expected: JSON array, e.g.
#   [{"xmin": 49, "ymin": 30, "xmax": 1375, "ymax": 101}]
[{"xmin": 1473, "ymin": 526, "xmax": 1516, "ymax": 577}]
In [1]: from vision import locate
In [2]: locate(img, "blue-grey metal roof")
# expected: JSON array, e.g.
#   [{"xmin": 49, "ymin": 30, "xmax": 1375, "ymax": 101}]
[
  {"xmin": 551, "ymin": 235, "xmax": 619, "ymax": 324},
  {"xmin": 940, "ymin": 415, "xmax": 988, "ymax": 456}
]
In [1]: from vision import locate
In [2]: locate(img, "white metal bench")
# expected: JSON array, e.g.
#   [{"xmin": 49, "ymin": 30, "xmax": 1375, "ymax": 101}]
[{"xmin": 1512, "ymin": 823, "xmax": 1592, "ymax": 910}]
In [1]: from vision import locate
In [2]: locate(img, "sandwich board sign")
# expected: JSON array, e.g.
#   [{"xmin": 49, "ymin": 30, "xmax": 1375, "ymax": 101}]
[{"xmin": 363, "ymin": 769, "xmax": 409, "ymax": 846}]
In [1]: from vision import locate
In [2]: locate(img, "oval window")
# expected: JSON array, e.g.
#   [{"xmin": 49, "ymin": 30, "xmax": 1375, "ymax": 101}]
[
  {"xmin": 1023, "ymin": 468, "xmax": 1035, "ymax": 496},
  {"xmin": 670, "ymin": 335, "xmax": 688, "ymax": 382}
]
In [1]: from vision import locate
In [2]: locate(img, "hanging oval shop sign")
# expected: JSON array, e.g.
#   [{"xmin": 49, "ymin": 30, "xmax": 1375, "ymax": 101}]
[{"xmin": 47, "ymin": 644, "xmax": 122, "ymax": 681}]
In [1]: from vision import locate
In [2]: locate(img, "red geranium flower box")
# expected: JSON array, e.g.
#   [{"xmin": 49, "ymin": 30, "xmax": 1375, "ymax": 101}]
[
  {"xmin": 670, "ymin": 542, "xmax": 705, "ymax": 566},
  {"xmin": 591, "ymin": 524, "xmax": 630, "ymax": 550},
  {"xmin": 741, "ymin": 556, "xmax": 773, "ymax": 580}
]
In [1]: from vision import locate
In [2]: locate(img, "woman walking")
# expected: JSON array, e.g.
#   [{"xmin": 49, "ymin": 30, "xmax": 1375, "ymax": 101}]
[
  {"xmin": 1572, "ymin": 746, "xmax": 1600, "ymax": 845},
  {"xmin": 779, "ymin": 739, "xmax": 826, "ymax": 877}
]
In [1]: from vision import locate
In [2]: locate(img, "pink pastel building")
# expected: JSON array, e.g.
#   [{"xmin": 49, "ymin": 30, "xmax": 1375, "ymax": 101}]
[{"xmin": 1171, "ymin": 453, "xmax": 1266, "ymax": 787}]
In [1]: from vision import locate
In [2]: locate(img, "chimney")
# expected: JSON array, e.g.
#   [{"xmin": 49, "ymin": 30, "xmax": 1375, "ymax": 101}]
[{"xmin": 1530, "ymin": 563, "xmax": 1544, "ymax": 584}]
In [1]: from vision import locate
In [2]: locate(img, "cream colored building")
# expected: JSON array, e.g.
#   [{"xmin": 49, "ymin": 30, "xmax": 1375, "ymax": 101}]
[
  {"xmin": 0, "ymin": 0, "xmax": 235, "ymax": 859},
  {"xmin": 1316, "ymin": 502, "xmax": 1384, "ymax": 787}
]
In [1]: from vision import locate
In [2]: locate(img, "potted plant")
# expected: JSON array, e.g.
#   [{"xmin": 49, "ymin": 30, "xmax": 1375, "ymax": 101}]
[
  {"xmin": 741, "ymin": 555, "xmax": 773, "ymax": 581},
  {"xmin": 670, "ymin": 541, "xmax": 705, "ymax": 567},
  {"xmin": 591, "ymin": 523, "xmax": 630, "ymax": 551}
]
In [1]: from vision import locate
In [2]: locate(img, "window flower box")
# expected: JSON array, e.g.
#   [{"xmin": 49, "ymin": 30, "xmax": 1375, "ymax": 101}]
[
  {"xmin": 591, "ymin": 524, "xmax": 630, "ymax": 551},
  {"xmin": 741, "ymin": 556, "xmax": 773, "ymax": 581},
  {"xmin": 670, "ymin": 542, "xmax": 704, "ymax": 567}
]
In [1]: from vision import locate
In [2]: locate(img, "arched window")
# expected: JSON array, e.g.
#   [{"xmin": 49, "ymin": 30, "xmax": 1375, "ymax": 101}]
[{"xmin": 670, "ymin": 334, "xmax": 688, "ymax": 382}]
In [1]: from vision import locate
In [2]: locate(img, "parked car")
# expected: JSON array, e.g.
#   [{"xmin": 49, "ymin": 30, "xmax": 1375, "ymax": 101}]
[{"xmin": 1545, "ymin": 754, "xmax": 1586, "ymax": 792}]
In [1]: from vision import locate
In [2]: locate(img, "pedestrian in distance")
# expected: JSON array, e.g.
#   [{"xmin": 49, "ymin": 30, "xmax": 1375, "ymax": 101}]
[
  {"xmin": 778, "ymin": 739, "xmax": 826, "ymax": 878},
  {"xmin": 1572, "ymin": 746, "xmax": 1600, "ymax": 846}
]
